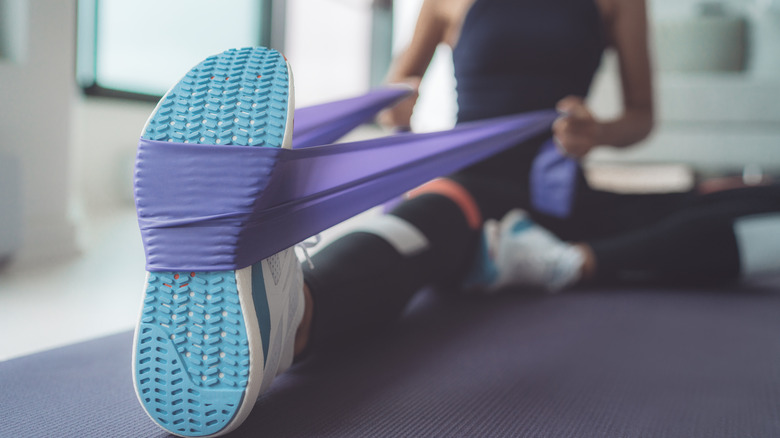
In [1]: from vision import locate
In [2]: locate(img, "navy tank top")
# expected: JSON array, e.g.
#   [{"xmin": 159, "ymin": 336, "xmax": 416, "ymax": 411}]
[{"xmin": 453, "ymin": 0, "xmax": 606, "ymax": 123}]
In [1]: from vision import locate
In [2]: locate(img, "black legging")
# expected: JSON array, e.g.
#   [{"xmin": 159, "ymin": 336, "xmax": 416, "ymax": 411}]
[
  {"xmin": 563, "ymin": 185, "xmax": 780, "ymax": 284},
  {"xmin": 302, "ymin": 141, "xmax": 780, "ymax": 352}
]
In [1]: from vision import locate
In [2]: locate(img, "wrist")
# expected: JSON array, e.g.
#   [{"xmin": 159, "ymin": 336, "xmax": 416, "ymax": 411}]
[
  {"xmin": 592, "ymin": 120, "xmax": 608, "ymax": 149},
  {"xmin": 595, "ymin": 109, "xmax": 655, "ymax": 149}
]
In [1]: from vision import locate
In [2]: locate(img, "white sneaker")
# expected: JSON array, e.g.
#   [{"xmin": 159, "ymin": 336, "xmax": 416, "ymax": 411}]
[
  {"xmin": 466, "ymin": 209, "xmax": 584, "ymax": 293},
  {"xmin": 132, "ymin": 47, "xmax": 305, "ymax": 437}
]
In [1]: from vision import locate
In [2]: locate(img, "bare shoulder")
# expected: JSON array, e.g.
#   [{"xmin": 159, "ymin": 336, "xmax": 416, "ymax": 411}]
[
  {"xmin": 432, "ymin": 0, "xmax": 477, "ymax": 47},
  {"xmin": 599, "ymin": 0, "xmax": 648, "ymax": 19},
  {"xmin": 436, "ymin": 0, "xmax": 476, "ymax": 21},
  {"xmin": 596, "ymin": 0, "xmax": 647, "ymax": 45},
  {"xmin": 594, "ymin": 0, "xmax": 618, "ymax": 26}
]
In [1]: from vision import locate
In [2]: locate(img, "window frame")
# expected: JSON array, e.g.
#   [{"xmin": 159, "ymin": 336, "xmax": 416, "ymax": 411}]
[
  {"xmin": 75, "ymin": 0, "xmax": 393, "ymax": 102},
  {"xmin": 75, "ymin": 0, "xmax": 277, "ymax": 102}
]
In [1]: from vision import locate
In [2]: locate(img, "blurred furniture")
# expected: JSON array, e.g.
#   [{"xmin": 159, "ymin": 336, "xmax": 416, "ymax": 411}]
[
  {"xmin": 584, "ymin": 162, "xmax": 695, "ymax": 194},
  {"xmin": 654, "ymin": 2, "xmax": 746, "ymax": 73}
]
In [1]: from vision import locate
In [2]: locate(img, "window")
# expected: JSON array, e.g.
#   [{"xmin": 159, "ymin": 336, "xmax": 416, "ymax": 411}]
[
  {"xmin": 76, "ymin": 0, "xmax": 393, "ymax": 104},
  {"xmin": 76, "ymin": 0, "xmax": 273, "ymax": 100},
  {"xmin": 0, "ymin": 0, "xmax": 28, "ymax": 63}
]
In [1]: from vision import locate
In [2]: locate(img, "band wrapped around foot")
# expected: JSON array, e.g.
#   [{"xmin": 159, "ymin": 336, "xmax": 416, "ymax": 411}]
[{"xmin": 135, "ymin": 111, "xmax": 557, "ymax": 272}]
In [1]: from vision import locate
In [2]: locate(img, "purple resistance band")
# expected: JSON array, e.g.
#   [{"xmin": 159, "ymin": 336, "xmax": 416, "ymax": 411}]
[
  {"xmin": 136, "ymin": 110, "xmax": 558, "ymax": 272},
  {"xmin": 530, "ymin": 139, "xmax": 579, "ymax": 218},
  {"xmin": 292, "ymin": 85, "xmax": 413, "ymax": 148}
]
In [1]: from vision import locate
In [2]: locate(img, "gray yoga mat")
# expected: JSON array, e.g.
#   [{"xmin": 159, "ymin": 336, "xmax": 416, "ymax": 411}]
[{"xmin": 3, "ymin": 283, "xmax": 780, "ymax": 437}]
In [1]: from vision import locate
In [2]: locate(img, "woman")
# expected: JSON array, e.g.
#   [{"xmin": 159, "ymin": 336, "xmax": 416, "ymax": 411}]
[
  {"xmin": 373, "ymin": 0, "xmax": 657, "ymax": 291},
  {"xmin": 134, "ymin": 1, "xmax": 780, "ymax": 435},
  {"xmin": 360, "ymin": 0, "xmax": 780, "ymax": 293}
]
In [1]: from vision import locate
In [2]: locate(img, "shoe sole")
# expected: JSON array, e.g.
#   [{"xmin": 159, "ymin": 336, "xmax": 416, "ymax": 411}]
[{"xmin": 132, "ymin": 47, "xmax": 294, "ymax": 437}]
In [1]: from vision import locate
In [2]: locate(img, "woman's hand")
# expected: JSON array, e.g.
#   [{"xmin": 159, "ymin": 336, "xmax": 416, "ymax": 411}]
[
  {"xmin": 552, "ymin": 96, "xmax": 602, "ymax": 159},
  {"xmin": 377, "ymin": 77, "xmax": 422, "ymax": 131}
]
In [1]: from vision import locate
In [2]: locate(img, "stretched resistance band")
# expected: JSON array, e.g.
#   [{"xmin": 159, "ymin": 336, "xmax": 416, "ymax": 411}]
[
  {"xmin": 136, "ymin": 110, "xmax": 557, "ymax": 271},
  {"xmin": 292, "ymin": 85, "xmax": 412, "ymax": 148},
  {"xmin": 294, "ymin": 87, "xmax": 580, "ymax": 219}
]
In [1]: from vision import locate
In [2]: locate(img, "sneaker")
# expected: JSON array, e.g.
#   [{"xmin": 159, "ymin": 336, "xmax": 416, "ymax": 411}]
[
  {"xmin": 132, "ymin": 47, "xmax": 305, "ymax": 437},
  {"xmin": 465, "ymin": 209, "xmax": 584, "ymax": 293}
]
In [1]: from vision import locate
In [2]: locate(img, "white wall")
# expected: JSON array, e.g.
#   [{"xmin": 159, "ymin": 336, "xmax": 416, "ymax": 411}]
[
  {"xmin": 285, "ymin": 0, "xmax": 373, "ymax": 107},
  {"xmin": 0, "ymin": 0, "xmax": 78, "ymax": 266},
  {"xmin": 71, "ymin": 98, "xmax": 154, "ymax": 214}
]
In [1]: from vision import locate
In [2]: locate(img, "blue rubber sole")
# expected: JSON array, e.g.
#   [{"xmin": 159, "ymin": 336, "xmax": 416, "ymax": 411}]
[
  {"xmin": 134, "ymin": 47, "xmax": 290, "ymax": 437},
  {"xmin": 143, "ymin": 47, "xmax": 290, "ymax": 146},
  {"xmin": 136, "ymin": 271, "xmax": 248, "ymax": 435}
]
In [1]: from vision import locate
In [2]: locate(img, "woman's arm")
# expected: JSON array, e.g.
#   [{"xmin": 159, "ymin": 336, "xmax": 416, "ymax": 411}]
[
  {"xmin": 554, "ymin": 0, "xmax": 654, "ymax": 158},
  {"xmin": 377, "ymin": 0, "xmax": 448, "ymax": 129}
]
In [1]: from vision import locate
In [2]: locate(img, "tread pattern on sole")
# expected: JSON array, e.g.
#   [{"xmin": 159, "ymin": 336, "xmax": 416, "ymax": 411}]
[
  {"xmin": 136, "ymin": 271, "xmax": 247, "ymax": 436},
  {"xmin": 135, "ymin": 47, "xmax": 289, "ymax": 437},
  {"xmin": 143, "ymin": 47, "xmax": 289, "ymax": 147}
]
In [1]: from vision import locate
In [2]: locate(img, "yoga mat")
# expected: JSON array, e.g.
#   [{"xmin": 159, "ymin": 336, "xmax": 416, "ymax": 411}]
[{"xmin": 4, "ymin": 284, "xmax": 780, "ymax": 437}]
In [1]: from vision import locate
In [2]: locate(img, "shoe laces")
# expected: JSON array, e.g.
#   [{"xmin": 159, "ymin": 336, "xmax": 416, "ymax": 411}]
[{"xmin": 295, "ymin": 234, "xmax": 322, "ymax": 270}]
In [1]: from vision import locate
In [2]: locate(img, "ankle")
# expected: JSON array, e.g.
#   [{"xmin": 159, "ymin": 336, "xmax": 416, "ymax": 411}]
[
  {"xmin": 293, "ymin": 282, "xmax": 314, "ymax": 358},
  {"xmin": 574, "ymin": 243, "xmax": 597, "ymax": 282}
]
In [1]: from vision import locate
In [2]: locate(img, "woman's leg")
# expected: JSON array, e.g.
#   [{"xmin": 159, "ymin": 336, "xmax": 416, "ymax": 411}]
[
  {"xmin": 298, "ymin": 175, "xmax": 523, "ymax": 354},
  {"xmin": 302, "ymin": 193, "xmax": 476, "ymax": 351},
  {"xmin": 582, "ymin": 185, "xmax": 780, "ymax": 285},
  {"xmin": 479, "ymin": 184, "xmax": 780, "ymax": 290}
]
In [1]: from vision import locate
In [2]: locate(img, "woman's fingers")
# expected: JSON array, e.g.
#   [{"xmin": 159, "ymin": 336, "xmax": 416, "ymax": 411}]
[
  {"xmin": 377, "ymin": 77, "xmax": 422, "ymax": 130},
  {"xmin": 553, "ymin": 96, "xmax": 599, "ymax": 158}
]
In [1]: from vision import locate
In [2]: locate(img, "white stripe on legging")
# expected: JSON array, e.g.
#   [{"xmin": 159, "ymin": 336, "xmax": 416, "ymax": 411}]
[{"xmin": 352, "ymin": 214, "xmax": 430, "ymax": 257}]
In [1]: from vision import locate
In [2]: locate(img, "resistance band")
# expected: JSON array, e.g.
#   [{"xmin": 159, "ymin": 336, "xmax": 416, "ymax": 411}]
[
  {"xmin": 292, "ymin": 85, "xmax": 412, "ymax": 148},
  {"xmin": 136, "ymin": 110, "xmax": 557, "ymax": 271},
  {"xmin": 530, "ymin": 139, "xmax": 579, "ymax": 218}
]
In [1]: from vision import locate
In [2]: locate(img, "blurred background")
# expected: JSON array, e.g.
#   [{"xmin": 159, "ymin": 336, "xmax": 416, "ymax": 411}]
[{"xmin": 0, "ymin": 0, "xmax": 778, "ymax": 360}]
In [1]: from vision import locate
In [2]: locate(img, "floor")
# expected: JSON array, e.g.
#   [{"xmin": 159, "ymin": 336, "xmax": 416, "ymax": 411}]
[
  {"xmin": 0, "ymin": 206, "xmax": 382, "ymax": 362},
  {"xmin": 7, "ymin": 278, "xmax": 780, "ymax": 438},
  {"xmin": 0, "ymin": 209, "xmax": 145, "ymax": 361},
  {"xmin": 0, "ymin": 123, "xmax": 392, "ymax": 362}
]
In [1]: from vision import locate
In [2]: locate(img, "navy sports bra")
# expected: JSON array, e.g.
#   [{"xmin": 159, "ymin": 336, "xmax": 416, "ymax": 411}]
[{"xmin": 453, "ymin": 0, "xmax": 606, "ymax": 123}]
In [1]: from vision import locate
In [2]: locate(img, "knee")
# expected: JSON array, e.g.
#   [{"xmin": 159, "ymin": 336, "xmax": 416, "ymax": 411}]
[{"xmin": 406, "ymin": 178, "xmax": 483, "ymax": 231}]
